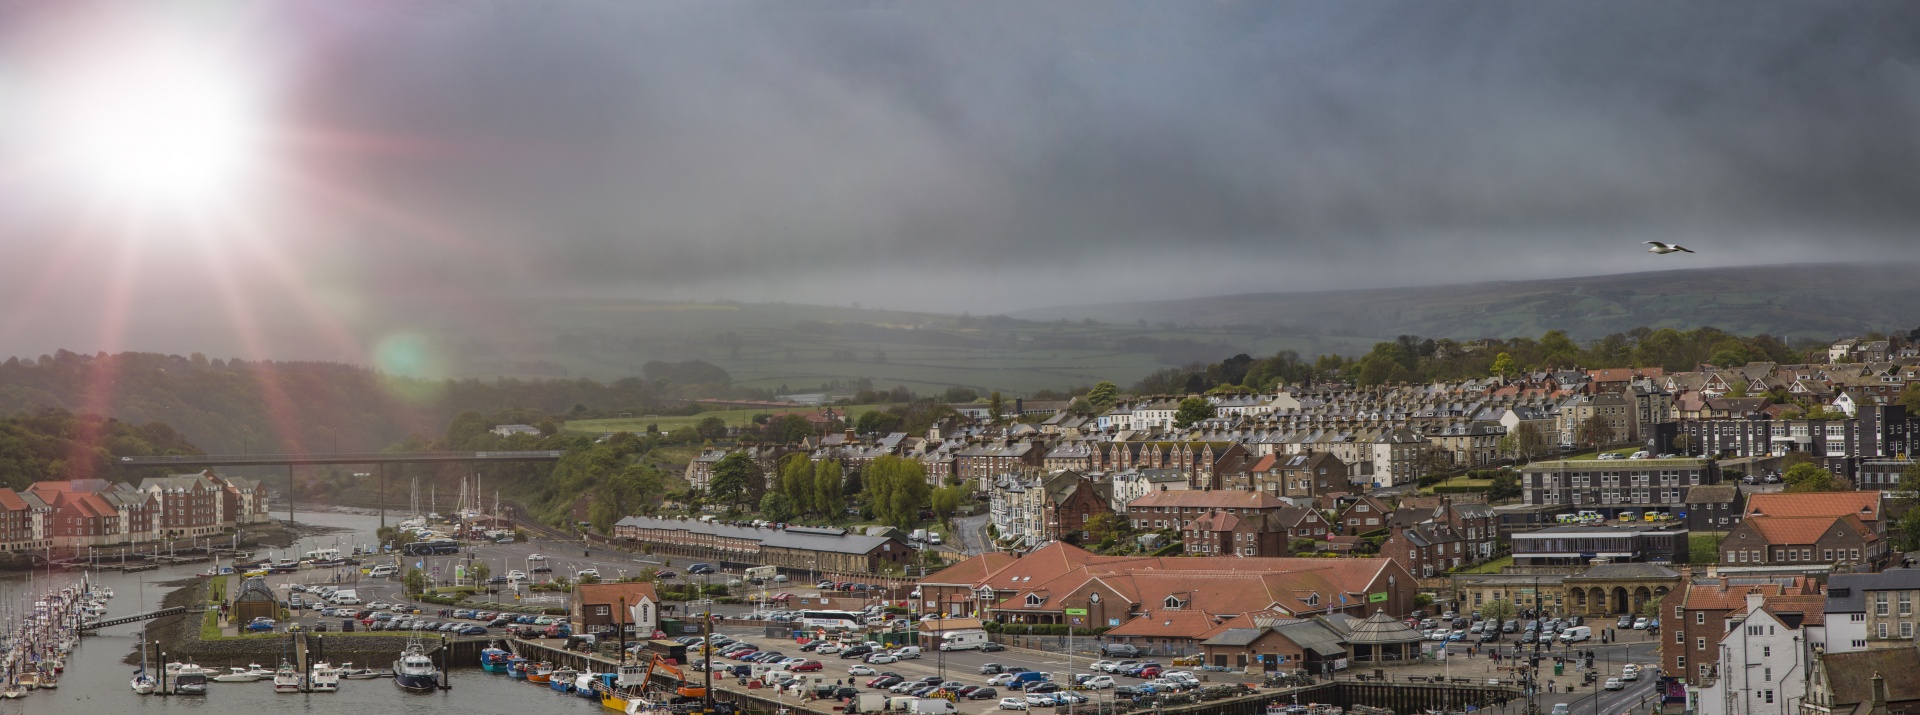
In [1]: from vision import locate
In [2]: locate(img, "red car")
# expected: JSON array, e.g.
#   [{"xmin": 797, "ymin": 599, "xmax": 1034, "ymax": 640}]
[{"xmin": 789, "ymin": 660, "xmax": 823, "ymax": 672}]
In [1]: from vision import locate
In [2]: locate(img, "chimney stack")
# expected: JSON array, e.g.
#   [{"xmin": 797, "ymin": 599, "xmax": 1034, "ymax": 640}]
[{"xmin": 1872, "ymin": 672, "xmax": 1888, "ymax": 712}]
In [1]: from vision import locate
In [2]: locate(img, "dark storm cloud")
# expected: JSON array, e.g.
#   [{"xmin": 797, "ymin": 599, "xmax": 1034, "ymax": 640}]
[{"xmin": 7, "ymin": 0, "xmax": 1920, "ymax": 326}]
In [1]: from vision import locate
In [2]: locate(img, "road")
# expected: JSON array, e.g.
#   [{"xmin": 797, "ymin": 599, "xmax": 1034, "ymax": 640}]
[{"xmin": 951, "ymin": 515, "xmax": 991, "ymax": 556}]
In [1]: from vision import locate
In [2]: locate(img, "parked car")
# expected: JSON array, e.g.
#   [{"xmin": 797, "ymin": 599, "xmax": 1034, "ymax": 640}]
[
  {"xmin": 849, "ymin": 665, "xmax": 875, "ymax": 676},
  {"xmin": 1000, "ymin": 698, "xmax": 1028, "ymax": 710},
  {"xmin": 866, "ymin": 653, "xmax": 898, "ymax": 664},
  {"xmin": 979, "ymin": 642, "xmax": 1006, "ymax": 652},
  {"xmin": 969, "ymin": 687, "xmax": 1000, "ymax": 700}
]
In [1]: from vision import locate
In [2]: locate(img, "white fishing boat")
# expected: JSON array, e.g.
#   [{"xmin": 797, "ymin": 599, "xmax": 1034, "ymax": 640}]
[
  {"xmin": 213, "ymin": 665, "xmax": 268, "ymax": 682},
  {"xmin": 273, "ymin": 662, "xmax": 302, "ymax": 693},
  {"xmin": 310, "ymin": 662, "xmax": 340, "ymax": 692},
  {"xmin": 337, "ymin": 663, "xmax": 390, "ymax": 679}
]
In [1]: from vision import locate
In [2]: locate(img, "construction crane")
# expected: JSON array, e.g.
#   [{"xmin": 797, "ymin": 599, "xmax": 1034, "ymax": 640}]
[{"xmin": 645, "ymin": 653, "xmax": 705, "ymax": 699}]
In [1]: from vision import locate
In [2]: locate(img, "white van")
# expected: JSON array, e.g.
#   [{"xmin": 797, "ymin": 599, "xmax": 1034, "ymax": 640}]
[
  {"xmin": 1559, "ymin": 626, "xmax": 1592, "ymax": 643},
  {"xmin": 368, "ymin": 565, "xmax": 398, "ymax": 578},
  {"xmin": 894, "ymin": 646, "xmax": 922, "ymax": 659}
]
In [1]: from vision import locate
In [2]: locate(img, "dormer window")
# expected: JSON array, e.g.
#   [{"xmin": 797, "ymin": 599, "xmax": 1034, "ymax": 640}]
[
  {"xmin": 1164, "ymin": 596, "xmax": 1186, "ymax": 609},
  {"xmin": 1307, "ymin": 593, "xmax": 1320, "ymax": 606},
  {"xmin": 1025, "ymin": 594, "xmax": 1045, "ymax": 607}
]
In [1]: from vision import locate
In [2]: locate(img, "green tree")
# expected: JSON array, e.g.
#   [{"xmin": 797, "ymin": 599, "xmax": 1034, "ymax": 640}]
[
  {"xmin": 989, "ymin": 392, "xmax": 1006, "ymax": 425},
  {"xmin": 1067, "ymin": 398, "xmax": 1097, "ymax": 416},
  {"xmin": 708, "ymin": 452, "xmax": 764, "ymax": 508},
  {"xmin": 1894, "ymin": 506, "xmax": 1920, "ymax": 553},
  {"xmin": 1899, "ymin": 383, "xmax": 1920, "ymax": 415},
  {"xmin": 929, "ymin": 483, "xmax": 968, "ymax": 522},
  {"xmin": 403, "ymin": 568, "xmax": 428, "ymax": 597},
  {"xmin": 1898, "ymin": 461, "xmax": 1920, "ymax": 502},
  {"xmin": 1489, "ymin": 352, "xmax": 1516, "ymax": 380},
  {"xmin": 695, "ymin": 416, "xmax": 729, "ymax": 441},
  {"xmin": 854, "ymin": 410, "xmax": 904, "ymax": 436},
  {"xmin": 470, "ymin": 560, "xmax": 491, "ymax": 586},
  {"xmin": 1783, "ymin": 462, "xmax": 1845, "ymax": 493},
  {"xmin": 1480, "ymin": 598, "xmax": 1517, "ymax": 624},
  {"xmin": 1488, "ymin": 470, "xmax": 1521, "ymax": 502},
  {"xmin": 1086, "ymin": 381, "xmax": 1120, "ymax": 409},
  {"xmin": 814, "ymin": 459, "xmax": 844, "ymax": 520},
  {"xmin": 759, "ymin": 491, "xmax": 796, "ymax": 522},
  {"xmin": 780, "ymin": 454, "xmax": 815, "ymax": 516},
  {"xmin": 861, "ymin": 455, "xmax": 932, "ymax": 529},
  {"xmin": 1173, "ymin": 397, "xmax": 1217, "ymax": 429}
]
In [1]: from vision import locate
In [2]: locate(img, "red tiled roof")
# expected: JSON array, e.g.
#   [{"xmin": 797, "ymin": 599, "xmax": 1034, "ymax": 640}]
[
  {"xmin": 1746, "ymin": 491, "xmax": 1881, "ymax": 522},
  {"xmin": 1743, "ymin": 515, "xmax": 1873, "ymax": 545},
  {"xmin": 1106, "ymin": 609, "xmax": 1221, "ymax": 639},
  {"xmin": 0, "ymin": 489, "xmax": 25, "ymax": 511}
]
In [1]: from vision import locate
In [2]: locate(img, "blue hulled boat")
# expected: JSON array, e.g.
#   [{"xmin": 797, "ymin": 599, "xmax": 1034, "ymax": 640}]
[
  {"xmin": 506, "ymin": 656, "xmax": 529, "ymax": 679},
  {"xmin": 480, "ymin": 647, "xmax": 510, "ymax": 673}
]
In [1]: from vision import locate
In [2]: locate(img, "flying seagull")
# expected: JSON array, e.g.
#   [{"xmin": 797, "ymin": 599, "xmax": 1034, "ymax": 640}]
[{"xmin": 1645, "ymin": 241, "xmax": 1694, "ymax": 254}]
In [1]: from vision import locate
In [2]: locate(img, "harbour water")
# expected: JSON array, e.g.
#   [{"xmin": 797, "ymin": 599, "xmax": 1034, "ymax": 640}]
[{"xmin": 0, "ymin": 511, "xmax": 608, "ymax": 715}]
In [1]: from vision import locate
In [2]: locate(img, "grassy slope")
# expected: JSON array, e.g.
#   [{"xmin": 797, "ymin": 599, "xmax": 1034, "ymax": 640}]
[
  {"xmin": 561, "ymin": 405, "xmax": 881, "ymax": 436},
  {"xmin": 1013, "ymin": 263, "xmax": 1920, "ymax": 342}
]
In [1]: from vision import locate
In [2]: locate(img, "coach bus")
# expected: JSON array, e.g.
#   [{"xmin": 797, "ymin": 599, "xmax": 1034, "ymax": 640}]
[{"xmin": 799, "ymin": 610, "xmax": 863, "ymax": 630}]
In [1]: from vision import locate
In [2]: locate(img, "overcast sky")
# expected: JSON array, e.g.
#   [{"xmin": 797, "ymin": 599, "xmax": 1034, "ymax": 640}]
[{"xmin": 3, "ymin": 1, "xmax": 1920, "ymax": 358}]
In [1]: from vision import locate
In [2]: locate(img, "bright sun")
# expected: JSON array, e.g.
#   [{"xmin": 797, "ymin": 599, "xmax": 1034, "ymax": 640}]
[{"xmin": 38, "ymin": 42, "xmax": 267, "ymax": 212}]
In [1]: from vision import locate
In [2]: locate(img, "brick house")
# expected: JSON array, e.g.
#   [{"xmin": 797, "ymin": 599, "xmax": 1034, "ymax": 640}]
[
  {"xmin": 0, "ymin": 489, "xmax": 51, "ymax": 553},
  {"xmin": 1125, "ymin": 490, "xmax": 1291, "ymax": 532},
  {"xmin": 1261, "ymin": 452, "xmax": 1350, "ymax": 502},
  {"xmin": 1717, "ymin": 514, "xmax": 1885, "ymax": 568},
  {"xmin": 1677, "ymin": 485, "xmax": 1744, "ymax": 533},
  {"xmin": 1381, "ymin": 522, "xmax": 1468, "ymax": 578},
  {"xmin": 139, "ymin": 472, "xmax": 226, "ymax": 538},
  {"xmin": 573, "ymin": 581, "xmax": 661, "ymax": 637},
  {"xmin": 1040, "ymin": 472, "xmax": 1113, "ymax": 541},
  {"xmin": 1183, "ymin": 509, "xmax": 1285, "ymax": 557},
  {"xmin": 1332, "ymin": 495, "xmax": 1394, "ymax": 535},
  {"xmin": 1657, "ymin": 574, "xmax": 1821, "ymax": 687}
]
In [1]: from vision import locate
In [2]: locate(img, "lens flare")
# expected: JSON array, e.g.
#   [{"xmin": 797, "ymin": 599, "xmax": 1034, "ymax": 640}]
[{"xmin": 34, "ymin": 38, "xmax": 267, "ymax": 212}]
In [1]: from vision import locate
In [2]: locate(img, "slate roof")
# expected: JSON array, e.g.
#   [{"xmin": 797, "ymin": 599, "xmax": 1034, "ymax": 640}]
[
  {"xmin": 1200, "ymin": 628, "xmax": 1264, "ymax": 647},
  {"xmin": 1345, "ymin": 609, "xmax": 1424, "ymax": 645},
  {"xmin": 1819, "ymin": 649, "xmax": 1920, "ymax": 707}
]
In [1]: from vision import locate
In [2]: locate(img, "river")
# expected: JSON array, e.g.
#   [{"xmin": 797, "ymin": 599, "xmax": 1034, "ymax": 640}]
[{"xmin": 0, "ymin": 511, "xmax": 613, "ymax": 715}]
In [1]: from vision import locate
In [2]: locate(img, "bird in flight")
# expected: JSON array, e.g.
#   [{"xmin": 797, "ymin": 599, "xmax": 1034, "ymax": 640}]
[{"xmin": 1645, "ymin": 241, "xmax": 1694, "ymax": 254}]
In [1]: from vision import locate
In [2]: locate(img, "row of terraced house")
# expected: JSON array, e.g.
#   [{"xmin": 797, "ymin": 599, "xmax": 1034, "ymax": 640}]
[{"xmin": 0, "ymin": 470, "xmax": 271, "ymax": 554}]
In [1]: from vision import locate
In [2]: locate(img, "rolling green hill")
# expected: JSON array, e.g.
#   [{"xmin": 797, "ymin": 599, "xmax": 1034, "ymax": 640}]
[{"xmin": 1013, "ymin": 263, "xmax": 1920, "ymax": 343}]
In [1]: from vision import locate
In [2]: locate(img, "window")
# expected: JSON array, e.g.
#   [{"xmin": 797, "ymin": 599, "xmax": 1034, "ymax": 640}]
[
  {"xmin": 1763, "ymin": 647, "xmax": 1771, "ymax": 658},
  {"xmin": 1879, "ymin": 623, "xmax": 1889, "ymax": 638},
  {"xmin": 1826, "ymin": 549, "xmax": 1835, "ymax": 561},
  {"xmin": 1903, "ymin": 594, "xmax": 1913, "ymax": 617},
  {"xmin": 1878, "ymin": 593, "xmax": 1891, "ymax": 616},
  {"xmin": 1677, "ymin": 656, "xmax": 1686, "ymax": 671},
  {"xmin": 1696, "ymin": 612, "xmax": 1705, "ymax": 625},
  {"xmin": 1763, "ymin": 690, "xmax": 1774, "ymax": 704},
  {"xmin": 592, "ymin": 605, "xmax": 611, "ymax": 616},
  {"xmin": 1675, "ymin": 631, "xmax": 1684, "ymax": 644},
  {"xmin": 1748, "ymin": 625, "xmax": 1765, "ymax": 636},
  {"xmin": 1697, "ymin": 637, "xmax": 1706, "ymax": 651},
  {"xmin": 1764, "ymin": 667, "xmax": 1772, "ymax": 681},
  {"xmin": 1904, "ymin": 623, "xmax": 1914, "ymax": 638}
]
